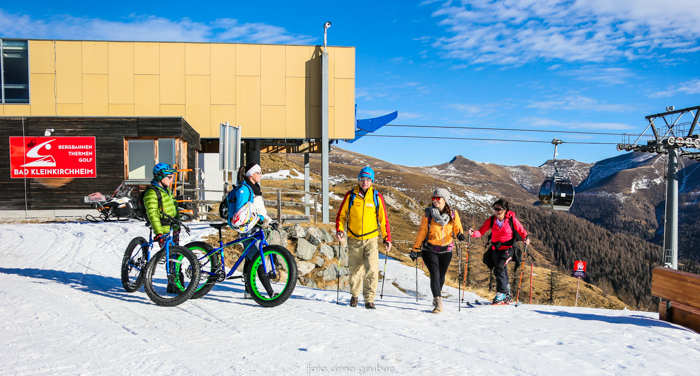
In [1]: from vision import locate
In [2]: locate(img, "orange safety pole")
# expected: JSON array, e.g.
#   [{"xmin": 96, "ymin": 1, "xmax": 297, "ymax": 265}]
[{"xmin": 529, "ymin": 262, "xmax": 533, "ymax": 304}]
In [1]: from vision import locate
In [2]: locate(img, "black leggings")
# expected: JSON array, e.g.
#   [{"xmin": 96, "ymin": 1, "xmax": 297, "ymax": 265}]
[{"xmin": 422, "ymin": 251, "xmax": 453, "ymax": 297}]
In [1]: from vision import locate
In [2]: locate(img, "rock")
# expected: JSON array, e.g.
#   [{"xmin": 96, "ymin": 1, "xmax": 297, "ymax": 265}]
[
  {"xmin": 339, "ymin": 244, "xmax": 348, "ymax": 267},
  {"xmin": 322, "ymin": 264, "xmax": 339, "ymax": 281},
  {"xmin": 320, "ymin": 229, "xmax": 334, "ymax": 243},
  {"xmin": 266, "ymin": 229, "xmax": 287, "ymax": 247},
  {"xmin": 306, "ymin": 226, "xmax": 323, "ymax": 241},
  {"xmin": 313, "ymin": 256, "xmax": 325, "ymax": 268},
  {"xmin": 297, "ymin": 261, "xmax": 315, "ymax": 276},
  {"xmin": 319, "ymin": 244, "xmax": 334, "ymax": 259},
  {"xmin": 408, "ymin": 211, "xmax": 422, "ymax": 226},
  {"xmin": 383, "ymin": 194, "xmax": 403, "ymax": 210},
  {"xmin": 338, "ymin": 266, "xmax": 349, "ymax": 277},
  {"xmin": 306, "ymin": 233, "xmax": 322, "ymax": 246},
  {"xmin": 285, "ymin": 224, "xmax": 307, "ymax": 239},
  {"xmin": 295, "ymin": 238, "xmax": 315, "ymax": 261}
]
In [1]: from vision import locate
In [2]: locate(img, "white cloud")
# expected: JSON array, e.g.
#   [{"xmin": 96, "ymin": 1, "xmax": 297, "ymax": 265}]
[
  {"xmin": 558, "ymin": 66, "xmax": 636, "ymax": 85},
  {"xmin": 649, "ymin": 79, "xmax": 700, "ymax": 98},
  {"xmin": 520, "ymin": 116, "xmax": 634, "ymax": 130},
  {"xmin": 526, "ymin": 95, "xmax": 636, "ymax": 112},
  {"xmin": 0, "ymin": 10, "xmax": 316, "ymax": 44},
  {"xmin": 426, "ymin": 0, "xmax": 700, "ymax": 66}
]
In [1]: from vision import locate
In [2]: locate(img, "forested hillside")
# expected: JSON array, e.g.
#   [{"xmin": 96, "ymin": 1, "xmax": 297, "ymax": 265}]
[{"xmin": 514, "ymin": 204, "xmax": 661, "ymax": 309}]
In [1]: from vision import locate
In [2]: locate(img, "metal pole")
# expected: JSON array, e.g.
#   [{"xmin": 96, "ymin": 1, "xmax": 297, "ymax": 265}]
[
  {"xmin": 664, "ymin": 147, "xmax": 679, "ymax": 269},
  {"xmin": 304, "ymin": 152, "xmax": 310, "ymax": 216},
  {"xmin": 321, "ymin": 24, "xmax": 330, "ymax": 223},
  {"xmin": 277, "ymin": 189, "xmax": 282, "ymax": 224},
  {"xmin": 575, "ymin": 277, "xmax": 580, "ymax": 307}
]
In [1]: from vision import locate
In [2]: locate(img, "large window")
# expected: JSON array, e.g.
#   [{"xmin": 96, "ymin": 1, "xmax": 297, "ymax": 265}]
[
  {"xmin": 1, "ymin": 39, "xmax": 29, "ymax": 104},
  {"xmin": 125, "ymin": 138, "xmax": 187, "ymax": 180}
]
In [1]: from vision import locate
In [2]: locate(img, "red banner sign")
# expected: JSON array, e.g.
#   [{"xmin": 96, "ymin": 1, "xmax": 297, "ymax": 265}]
[
  {"xmin": 573, "ymin": 260, "xmax": 587, "ymax": 278},
  {"xmin": 10, "ymin": 136, "xmax": 97, "ymax": 178}
]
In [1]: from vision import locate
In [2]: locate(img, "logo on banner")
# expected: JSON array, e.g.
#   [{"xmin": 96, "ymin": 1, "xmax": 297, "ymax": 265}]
[
  {"xmin": 573, "ymin": 260, "xmax": 587, "ymax": 278},
  {"xmin": 21, "ymin": 139, "xmax": 57, "ymax": 167},
  {"xmin": 10, "ymin": 136, "xmax": 97, "ymax": 178}
]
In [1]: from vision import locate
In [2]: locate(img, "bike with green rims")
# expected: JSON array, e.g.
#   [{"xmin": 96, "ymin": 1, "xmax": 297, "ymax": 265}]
[
  {"xmin": 140, "ymin": 218, "xmax": 202, "ymax": 307},
  {"xmin": 188, "ymin": 222, "xmax": 297, "ymax": 307}
]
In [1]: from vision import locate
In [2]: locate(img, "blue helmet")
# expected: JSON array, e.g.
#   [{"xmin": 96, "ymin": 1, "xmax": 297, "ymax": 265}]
[
  {"xmin": 153, "ymin": 163, "xmax": 176, "ymax": 181},
  {"xmin": 358, "ymin": 166, "xmax": 374, "ymax": 182}
]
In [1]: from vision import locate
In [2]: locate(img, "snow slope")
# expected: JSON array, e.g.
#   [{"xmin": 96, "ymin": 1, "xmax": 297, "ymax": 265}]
[{"xmin": 1, "ymin": 222, "xmax": 700, "ymax": 375}]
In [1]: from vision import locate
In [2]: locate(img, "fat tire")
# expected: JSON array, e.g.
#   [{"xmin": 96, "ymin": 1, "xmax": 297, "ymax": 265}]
[
  {"xmin": 244, "ymin": 245, "xmax": 297, "ymax": 307},
  {"xmin": 121, "ymin": 236, "xmax": 149, "ymax": 292},
  {"xmin": 185, "ymin": 241, "xmax": 221, "ymax": 299},
  {"xmin": 143, "ymin": 245, "xmax": 201, "ymax": 307}
]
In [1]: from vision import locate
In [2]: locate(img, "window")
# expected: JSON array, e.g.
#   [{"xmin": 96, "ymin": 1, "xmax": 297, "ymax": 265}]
[
  {"xmin": 125, "ymin": 138, "xmax": 187, "ymax": 180},
  {"xmin": 1, "ymin": 39, "xmax": 29, "ymax": 104}
]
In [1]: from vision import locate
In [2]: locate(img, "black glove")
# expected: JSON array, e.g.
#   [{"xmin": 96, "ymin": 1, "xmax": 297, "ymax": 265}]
[
  {"xmin": 457, "ymin": 233, "xmax": 466, "ymax": 242},
  {"xmin": 409, "ymin": 251, "xmax": 420, "ymax": 261},
  {"xmin": 154, "ymin": 233, "xmax": 167, "ymax": 248}
]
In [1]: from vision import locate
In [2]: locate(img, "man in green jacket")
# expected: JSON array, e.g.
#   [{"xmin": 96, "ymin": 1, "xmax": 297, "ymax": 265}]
[{"xmin": 144, "ymin": 163, "xmax": 180, "ymax": 247}]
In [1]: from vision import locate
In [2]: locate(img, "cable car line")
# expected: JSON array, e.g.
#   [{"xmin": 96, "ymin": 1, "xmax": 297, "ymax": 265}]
[
  {"xmin": 362, "ymin": 134, "xmax": 618, "ymax": 145},
  {"xmin": 385, "ymin": 124, "xmax": 640, "ymax": 137}
]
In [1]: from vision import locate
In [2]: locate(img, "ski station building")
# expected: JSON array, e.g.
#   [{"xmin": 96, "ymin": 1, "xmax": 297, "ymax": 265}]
[{"xmin": 0, "ymin": 38, "xmax": 356, "ymax": 218}]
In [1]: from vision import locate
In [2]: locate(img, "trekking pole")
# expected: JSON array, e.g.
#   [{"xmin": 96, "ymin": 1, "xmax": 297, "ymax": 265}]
[
  {"xmin": 380, "ymin": 248, "xmax": 388, "ymax": 299},
  {"xmin": 336, "ymin": 245, "xmax": 342, "ymax": 305},
  {"xmin": 529, "ymin": 252, "xmax": 536, "ymax": 304},
  {"xmin": 515, "ymin": 244, "xmax": 527, "ymax": 307},
  {"xmin": 458, "ymin": 240, "xmax": 462, "ymax": 312},
  {"xmin": 415, "ymin": 258, "xmax": 419, "ymax": 302},
  {"xmin": 461, "ymin": 234, "xmax": 470, "ymax": 303}
]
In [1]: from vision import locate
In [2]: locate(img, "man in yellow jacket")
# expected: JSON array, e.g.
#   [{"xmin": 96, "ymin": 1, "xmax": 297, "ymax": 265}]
[{"xmin": 335, "ymin": 166, "xmax": 392, "ymax": 309}]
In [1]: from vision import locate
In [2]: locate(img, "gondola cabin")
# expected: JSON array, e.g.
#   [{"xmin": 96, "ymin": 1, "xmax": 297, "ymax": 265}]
[{"xmin": 539, "ymin": 176, "xmax": 575, "ymax": 211}]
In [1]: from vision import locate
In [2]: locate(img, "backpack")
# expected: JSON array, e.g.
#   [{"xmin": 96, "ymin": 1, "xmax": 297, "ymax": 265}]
[
  {"xmin": 345, "ymin": 188, "xmax": 381, "ymax": 238},
  {"xmin": 419, "ymin": 208, "xmax": 456, "ymax": 252},
  {"xmin": 482, "ymin": 215, "xmax": 523, "ymax": 269},
  {"xmin": 219, "ymin": 182, "xmax": 253, "ymax": 221},
  {"xmin": 139, "ymin": 184, "xmax": 165, "ymax": 225}
]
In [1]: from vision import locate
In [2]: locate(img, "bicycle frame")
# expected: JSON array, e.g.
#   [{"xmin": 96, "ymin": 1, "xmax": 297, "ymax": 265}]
[{"xmin": 198, "ymin": 227, "xmax": 274, "ymax": 280}]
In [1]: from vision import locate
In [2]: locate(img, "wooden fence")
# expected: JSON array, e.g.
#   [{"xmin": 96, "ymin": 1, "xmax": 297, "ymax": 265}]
[{"xmin": 651, "ymin": 266, "xmax": 700, "ymax": 333}]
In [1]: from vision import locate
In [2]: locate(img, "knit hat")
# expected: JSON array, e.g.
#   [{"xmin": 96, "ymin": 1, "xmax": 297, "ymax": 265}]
[{"xmin": 433, "ymin": 188, "xmax": 450, "ymax": 203}]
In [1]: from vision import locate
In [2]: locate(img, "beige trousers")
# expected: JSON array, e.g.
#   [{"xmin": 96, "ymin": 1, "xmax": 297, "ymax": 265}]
[{"xmin": 347, "ymin": 237, "xmax": 379, "ymax": 303}]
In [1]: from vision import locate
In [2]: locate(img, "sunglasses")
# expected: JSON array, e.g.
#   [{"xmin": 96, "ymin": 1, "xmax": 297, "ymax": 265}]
[
  {"xmin": 432, "ymin": 196, "xmax": 442, "ymax": 201},
  {"xmin": 493, "ymin": 207, "xmax": 503, "ymax": 212},
  {"xmin": 359, "ymin": 177, "xmax": 372, "ymax": 183}
]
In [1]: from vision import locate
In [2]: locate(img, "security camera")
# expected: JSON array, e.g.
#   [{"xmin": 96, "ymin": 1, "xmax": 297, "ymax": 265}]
[
  {"xmin": 44, "ymin": 129, "xmax": 54, "ymax": 137},
  {"xmin": 666, "ymin": 106, "xmax": 675, "ymax": 112},
  {"xmin": 324, "ymin": 22, "xmax": 332, "ymax": 29}
]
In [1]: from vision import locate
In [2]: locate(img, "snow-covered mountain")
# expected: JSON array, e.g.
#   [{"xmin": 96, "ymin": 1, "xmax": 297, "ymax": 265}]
[{"xmin": 1, "ymin": 222, "xmax": 699, "ymax": 375}]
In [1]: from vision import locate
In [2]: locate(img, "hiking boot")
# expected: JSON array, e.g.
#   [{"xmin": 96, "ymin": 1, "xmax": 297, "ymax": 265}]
[
  {"xmin": 365, "ymin": 302, "xmax": 376, "ymax": 310},
  {"xmin": 493, "ymin": 292, "xmax": 507, "ymax": 304},
  {"xmin": 350, "ymin": 296, "xmax": 358, "ymax": 307},
  {"xmin": 432, "ymin": 297, "xmax": 442, "ymax": 313}
]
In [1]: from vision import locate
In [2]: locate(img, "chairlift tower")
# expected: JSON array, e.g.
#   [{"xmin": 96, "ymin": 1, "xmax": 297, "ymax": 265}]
[{"xmin": 616, "ymin": 105, "xmax": 700, "ymax": 270}]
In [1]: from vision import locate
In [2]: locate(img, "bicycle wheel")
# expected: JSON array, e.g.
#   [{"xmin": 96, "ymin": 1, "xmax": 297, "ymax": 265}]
[
  {"xmin": 244, "ymin": 245, "xmax": 297, "ymax": 307},
  {"xmin": 185, "ymin": 241, "xmax": 221, "ymax": 299},
  {"xmin": 121, "ymin": 236, "xmax": 149, "ymax": 292},
  {"xmin": 143, "ymin": 245, "xmax": 201, "ymax": 307}
]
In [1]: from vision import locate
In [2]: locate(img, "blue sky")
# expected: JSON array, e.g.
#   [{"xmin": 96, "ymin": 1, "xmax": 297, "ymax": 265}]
[{"xmin": 2, "ymin": 1, "xmax": 699, "ymax": 167}]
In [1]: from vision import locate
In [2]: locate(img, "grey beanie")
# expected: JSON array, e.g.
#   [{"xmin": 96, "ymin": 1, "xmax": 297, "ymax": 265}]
[{"xmin": 433, "ymin": 188, "xmax": 450, "ymax": 203}]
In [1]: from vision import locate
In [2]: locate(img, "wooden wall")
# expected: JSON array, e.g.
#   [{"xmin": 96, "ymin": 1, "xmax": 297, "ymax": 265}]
[{"xmin": 0, "ymin": 117, "xmax": 200, "ymax": 210}]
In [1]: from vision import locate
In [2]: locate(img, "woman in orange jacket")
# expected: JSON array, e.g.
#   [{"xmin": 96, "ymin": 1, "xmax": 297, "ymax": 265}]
[{"xmin": 411, "ymin": 188, "xmax": 466, "ymax": 313}]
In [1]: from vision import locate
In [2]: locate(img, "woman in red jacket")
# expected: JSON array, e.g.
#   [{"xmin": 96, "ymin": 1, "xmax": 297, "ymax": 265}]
[{"xmin": 469, "ymin": 199, "xmax": 530, "ymax": 304}]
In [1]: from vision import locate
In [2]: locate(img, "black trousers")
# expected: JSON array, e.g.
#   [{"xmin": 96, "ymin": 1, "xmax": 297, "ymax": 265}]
[
  {"xmin": 422, "ymin": 250, "xmax": 453, "ymax": 298},
  {"xmin": 491, "ymin": 247, "xmax": 513, "ymax": 294}
]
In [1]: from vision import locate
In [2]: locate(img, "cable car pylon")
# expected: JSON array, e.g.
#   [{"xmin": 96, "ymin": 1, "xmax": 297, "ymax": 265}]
[{"xmin": 538, "ymin": 138, "xmax": 575, "ymax": 211}]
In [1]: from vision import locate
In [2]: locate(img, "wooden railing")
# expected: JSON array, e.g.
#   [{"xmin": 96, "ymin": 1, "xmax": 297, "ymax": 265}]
[{"xmin": 651, "ymin": 266, "xmax": 700, "ymax": 333}]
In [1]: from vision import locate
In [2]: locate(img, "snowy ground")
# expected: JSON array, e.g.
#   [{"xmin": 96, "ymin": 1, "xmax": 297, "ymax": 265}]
[{"xmin": 1, "ymin": 222, "xmax": 699, "ymax": 376}]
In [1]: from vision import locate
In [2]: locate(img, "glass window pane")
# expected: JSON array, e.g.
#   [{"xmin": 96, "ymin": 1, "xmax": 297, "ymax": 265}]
[
  {"xmin": 2, "ymin": 40, "xmax": 29, "ymax": 104},
  {"xmin": 128, "ymin": 140, "xmax": 155, "ymax": 179},
  {"xmin": 4, "ymin": 88, "xmax": 29, "ymax": 103},
  {"xmin": 158, "ymin": 139, "xmax": 176, "ymax": 167}
]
